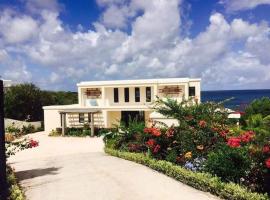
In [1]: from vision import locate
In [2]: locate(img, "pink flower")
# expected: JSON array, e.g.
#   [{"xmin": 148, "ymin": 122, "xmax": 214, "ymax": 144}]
[
  {"xmin": 198, "ymin": 120, "xmax": 207, "ymax": 128},
  {"xmin": 165, "ymin": 128, "xmax": 175, "ymax": 138},
  {"xmin": 153, "ymin": 145, "xmax": 161, "ymax": 153}
]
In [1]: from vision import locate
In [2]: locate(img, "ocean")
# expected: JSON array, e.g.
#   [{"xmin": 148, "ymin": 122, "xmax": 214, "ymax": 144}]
[{"xmin": 201, "ymin": 89, "xmax": 270, "ymax": 111}]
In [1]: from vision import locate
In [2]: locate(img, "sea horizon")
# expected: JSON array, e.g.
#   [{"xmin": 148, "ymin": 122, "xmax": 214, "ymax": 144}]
[{"xmin": 201, "ymin": 89, "xmax": 270, "ymax": 110}]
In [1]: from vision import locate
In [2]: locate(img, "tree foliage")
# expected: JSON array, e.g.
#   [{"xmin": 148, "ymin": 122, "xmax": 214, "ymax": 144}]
[
  {"xmin": 4, "ymin": 83, "xmax": 77, "ymax": 121},
  {"xmin": 245, "ymin": 97, "xmax": 270, "ymax": 119}
]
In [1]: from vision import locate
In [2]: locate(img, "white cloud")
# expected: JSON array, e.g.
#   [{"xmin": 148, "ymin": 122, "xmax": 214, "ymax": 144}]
[
  {"xmin": 221, "ymin": 0, "xmax": 270, "ymax": 12},
  {"xmin": 0, "ymin": 0, "xmax": 270, "ymax": 90},
  {"xmin": 101, "ymin": 5, "xmax": 131, "ymax": 29},
  {"xmin": 22, "ymin": 0, "xmax": 62, "ymax": 13},
  {"xmin": 0, "ymin": 10, "xmax": 38, "ymax": 43}
]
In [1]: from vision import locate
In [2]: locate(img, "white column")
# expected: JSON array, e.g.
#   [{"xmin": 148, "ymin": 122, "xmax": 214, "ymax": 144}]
[
  {"xmin": 90, "ymin": 113, "xmax": 94, "ymax": 137},
  {"xmin": 101, "ymin": 87, "xmax": 105, "ymax": 106},
  {"xmin": 61, "ymin": 113, "xmax": 66, "ymax": 136},
  {"xmin": 78, "ymin": 87, "xmax": 82, "ymax": 106},
  {"xmin": 153, "ymin": 85, "xmax": 158, "ymax": 100},
  {"xmin": 184, "ymin": 83, "xmax": 189, "ymax": 101}
]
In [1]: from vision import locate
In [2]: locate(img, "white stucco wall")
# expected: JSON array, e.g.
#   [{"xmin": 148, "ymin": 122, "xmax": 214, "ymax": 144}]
[
  {"xmin": 4, "ymin": 118, "xmax": 42, "ymax": 130},
  {"xmin": 44, "ymin": 109, "xmax": 61, "ymax": 132}
]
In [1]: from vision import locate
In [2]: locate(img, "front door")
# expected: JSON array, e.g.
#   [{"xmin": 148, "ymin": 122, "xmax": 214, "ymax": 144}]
[{"xmin": 121, "ymin": 111, "xmax": 145, "ymax": 126}]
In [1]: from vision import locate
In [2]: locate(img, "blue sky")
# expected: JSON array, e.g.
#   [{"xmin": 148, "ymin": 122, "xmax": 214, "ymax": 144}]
[{"xmin": 0, "ymin": 0, "xmax": 270, "ymax": 91}]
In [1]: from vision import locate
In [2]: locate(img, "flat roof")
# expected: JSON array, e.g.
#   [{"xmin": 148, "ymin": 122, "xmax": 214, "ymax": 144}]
[
  {"xmin": 77, "ymin": 77, "xmax": 201, "ymax": 87},
  {"xmin": 43, "ymin": 104, "xmax": 152, "ymax": 111}
]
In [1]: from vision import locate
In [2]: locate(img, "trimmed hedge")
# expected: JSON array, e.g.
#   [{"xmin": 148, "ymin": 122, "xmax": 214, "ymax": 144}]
[
  {"xmin": 6, "ymin": 166, "xmax": 25, "ymax": 200},
  {"xmin": 105, "ymin": 147, "xmax": 269, "ymax": 200}
]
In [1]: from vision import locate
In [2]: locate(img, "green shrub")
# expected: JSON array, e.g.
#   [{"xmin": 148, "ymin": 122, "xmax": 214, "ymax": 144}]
[
  {"xmin": 3, "ymin": 166, "xmax": 25, "ymax": 200},
  {"xmin": 21, "ymin": 124, "xmax": 36, "ymax": 135},
  {"xmin": 6, "ymin": 125, "xmax": 20, "ymax": 135},
  {"xmin": 244, "ymin": 97, "xmax": 270, "ymax": 121},
  {"xmin": 204, "ymin": 145, "xmax": 252, "ymax": 183},
  {"xmin": 105, "ymin": 147, "xmax": 269, "ymax": 200}
]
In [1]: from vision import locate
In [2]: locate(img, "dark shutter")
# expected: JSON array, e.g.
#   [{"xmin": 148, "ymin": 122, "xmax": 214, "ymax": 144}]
[
  {"xmin": 146, "ymin": 87, "xmax": 151, "ymax": 102},
  {"xmin": 114, "ymin": 88, "xmax": 119, "ymax": 103},
  {"xmin": 124, "ymin": 88, "xmax": 129, "ymax": 102},
  {"xmin": 135, "ymin": 87, "xmax": 140, "ymax": 102},
  {"xmin": 189, "ymin": 87, "xmax": 196, "ymax": 97}
]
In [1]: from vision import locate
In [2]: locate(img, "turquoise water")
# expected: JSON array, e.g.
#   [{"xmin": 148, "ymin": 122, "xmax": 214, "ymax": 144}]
[{"xmin": 201, "ymin": 89, "xmax": 270, "ymax": 111}]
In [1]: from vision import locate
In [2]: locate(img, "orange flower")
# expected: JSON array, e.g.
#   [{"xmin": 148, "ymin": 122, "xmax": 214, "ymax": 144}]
[{"xmin": 184, "ymin": 152, "xmax": 192, "ymax": 159}]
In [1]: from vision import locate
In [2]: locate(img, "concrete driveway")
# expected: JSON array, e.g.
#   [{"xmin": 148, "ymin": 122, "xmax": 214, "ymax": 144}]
[{"xmin": 8, "ymin": 132, "xmax": 219, "ymax": 200}]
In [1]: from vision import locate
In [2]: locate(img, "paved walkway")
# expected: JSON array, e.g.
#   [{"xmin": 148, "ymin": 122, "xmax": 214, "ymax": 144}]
[{"xmin": 8, "ymin": 132, "xmax": 219, "ymax": 200}]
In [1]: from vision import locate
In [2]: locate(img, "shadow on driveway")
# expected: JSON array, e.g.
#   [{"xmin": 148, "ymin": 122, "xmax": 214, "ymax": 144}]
[{"xmin": 15, "ymin": 167, "xmax": 60, "ymax": 181}]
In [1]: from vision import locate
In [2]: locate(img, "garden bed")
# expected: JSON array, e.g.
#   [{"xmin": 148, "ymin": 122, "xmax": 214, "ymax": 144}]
[
  {"xmin": 105, "ymin": 147, "xmax": 269, "ymax": 200},
  {"xmin": 3, "ymin": 165, "xmax": 25, "ymax": 200}
]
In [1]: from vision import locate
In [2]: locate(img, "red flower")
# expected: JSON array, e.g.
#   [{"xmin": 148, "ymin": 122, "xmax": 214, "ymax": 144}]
[
  {"xmin": 227, "ymin": 137, "xmax": 241, "ymax": 148},
  {"xmin": 219, "ymin": 130, "xmax": 228, "ymax": 137},
  {"xmin": 263, "ymin": 145, "xmax": 270, "ymax": 153},
  {"xmin": 144, "ymin": 128, "xmax": 152, "ymax": 134},
  {"xmin": 153, "ymin": 144, "xmax": 161, "ymax": 153},
  {"xmin": 240, "ymin": 131, "xmax": 255, "ymax": 143},
  {"xmin": 29, "ymin": 139, "xmax": 39, "ymax": 148},
  {"xmin": 265, "ymin": 158, "xmax": 270, "ymax": 168},
  {"xmin": 144, "ymin": 128, "xmax": 161, "ymax": 137},
  {"xmin": 146, "ymin": 139, "xmax": 156, "ymax": 148},
  {"xmin": 198, "ymin": 120, "xmax": 207, "ymax": 128},
  {"xmin": 165, "ymin": 128, "xmax": 175, "ymax": 138}
]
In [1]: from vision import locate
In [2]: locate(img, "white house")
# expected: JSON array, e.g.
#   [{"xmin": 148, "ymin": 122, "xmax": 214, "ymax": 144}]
[{"xmin": 43, "ymin": 78, "xmax": 201, "ymax": 135}]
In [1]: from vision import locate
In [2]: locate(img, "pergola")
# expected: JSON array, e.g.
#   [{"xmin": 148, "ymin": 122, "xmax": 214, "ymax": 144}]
[{"xmin": 58, "ymin": 108, "xmax": 101, "ymax": 137}]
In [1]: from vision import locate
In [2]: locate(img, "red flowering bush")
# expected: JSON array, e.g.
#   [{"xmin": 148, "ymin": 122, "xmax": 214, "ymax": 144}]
[
  {"xmin": 28, "ymin": 139, "xmax": 39, "ymax": 148},
  {"xmin": 143, "ymin": 127, "xmax": 161, "ymax": 137},
  {"xmin": 227, "ymin": 131, "xmax": 255, "ymax": 148},
  {"xmin": 6, "ymin": 137, "xmax": 39, "ymax": 158},
  {"xmin": 227, "ymin": 137, "xmax": 241, "ymax": 147},
  {"xmin": 146, "ymin": 139, "xmax": 156, "ymax": 148}
]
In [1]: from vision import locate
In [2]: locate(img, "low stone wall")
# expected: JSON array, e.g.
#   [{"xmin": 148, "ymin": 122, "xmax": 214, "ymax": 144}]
[{"xmin": 4, "ymin": 118, "xmax": 42, "ymax": 129}]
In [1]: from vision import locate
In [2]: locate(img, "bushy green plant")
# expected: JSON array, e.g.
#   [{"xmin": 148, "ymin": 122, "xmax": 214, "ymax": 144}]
[
  {"xmin": 4, "ymin": 166, "xmax": 25, "ymax": 200},
  {"xmin": 5, "ymin": 125, "xmax": 20, "ymax": 136},
  {"xmin": 245, "ymin": 97, "xmax": 270, "ymax": 119},
  {"xmin": 105, "ymin": 147, "xmax": 269, "ymax": 200},
  {"xmin": 21, "ymin": 124, "xmax": 36, "ymax": 134},
  {"xmin": 204, "ymin": 145, "xmax": 252, "ymax": 183}
]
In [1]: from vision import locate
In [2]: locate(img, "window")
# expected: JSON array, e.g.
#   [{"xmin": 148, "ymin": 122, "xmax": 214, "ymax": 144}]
[
  {"xmin": 189, "ymin": 86, "xmax": 196, "ymax": 97},
  {"xmin": 79, "ymin": 113, "xmax": 85, "ymax": 123},
  {"xmin": 124, "ymin": 88, "xmax": 129, "ymax": 102},
  {"xmin": 113, "ymin": 88, "xmax": 119, "ymax": 103},
  {"xmin": 146, "ymin": 87, "xmax": 151, "ymax": 102},
  {"xmin": 135, "ymin": 87, "xmax": 140, "ymax": 102}
]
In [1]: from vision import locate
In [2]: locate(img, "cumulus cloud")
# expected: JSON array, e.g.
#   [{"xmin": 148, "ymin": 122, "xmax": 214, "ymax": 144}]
[
  {"xmin": 0, "ymin": 10, "xmax": 38, "ymax": 43},
  {"xmin": 0, "ymin": 0, "xmax": 270, "ymax": 90},
  {"xmin": 221, "ymin": 0, "xmax": 270, "ymax": 12}
]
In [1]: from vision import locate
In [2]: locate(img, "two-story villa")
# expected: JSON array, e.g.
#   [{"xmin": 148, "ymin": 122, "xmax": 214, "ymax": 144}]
[{"xmin": 43, "ymin": 78, "xmax": 201, "ymax": 135}]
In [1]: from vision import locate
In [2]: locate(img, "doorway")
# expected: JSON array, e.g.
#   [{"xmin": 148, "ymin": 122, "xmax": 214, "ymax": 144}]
[{"xmin": 121, "ymin": 111, "xmax": 145, "ymax": 126}]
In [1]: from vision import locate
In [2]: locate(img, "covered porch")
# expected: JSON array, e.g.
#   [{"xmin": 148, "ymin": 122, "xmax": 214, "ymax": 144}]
[{"xmin": 58, "ymin": 107, "xmax": 101, "ymax": 136}]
